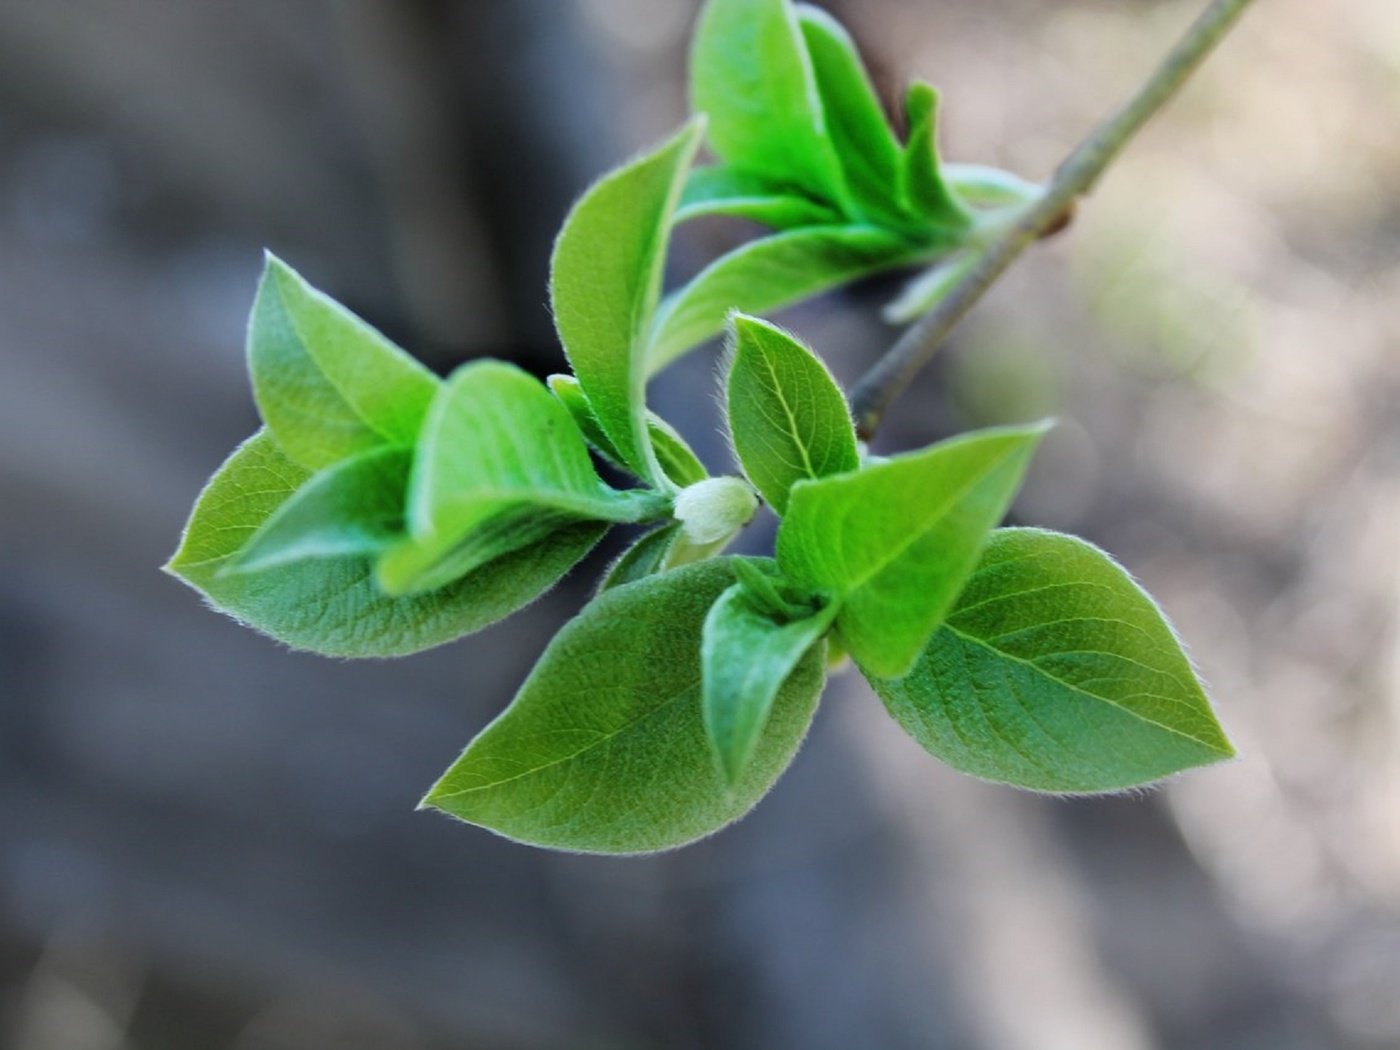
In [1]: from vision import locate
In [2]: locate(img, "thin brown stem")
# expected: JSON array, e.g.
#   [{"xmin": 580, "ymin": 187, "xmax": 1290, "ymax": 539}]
[{"xmin": 850, "ymin": 0, "xmax": 1257, "ymax": 440}]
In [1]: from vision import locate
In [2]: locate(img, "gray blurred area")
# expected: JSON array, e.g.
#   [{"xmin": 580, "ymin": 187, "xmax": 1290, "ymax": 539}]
[{"xmin": 1, "ymin": 0, "xmax": 1397, "ymax": 1047}]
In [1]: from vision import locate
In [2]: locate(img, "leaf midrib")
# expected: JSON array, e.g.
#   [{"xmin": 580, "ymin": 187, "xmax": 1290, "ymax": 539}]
[{"xmin": 944, "ymin": 622, "xmax": 1229, "ymax": 754}]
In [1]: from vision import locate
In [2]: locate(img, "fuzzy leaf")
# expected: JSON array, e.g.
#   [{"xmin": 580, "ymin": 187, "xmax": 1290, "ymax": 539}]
[
  {"xmin": 227, "ymin": 445, "xmax": 409, "ymax": 574},
  {"xmin": 943, "ymin": 163, "xmax": 1043, "ymax": 211},
  {"xmin": 726, "ymin": 314, "xmax": 859, "ymax": 514},
  {"xmin": 422, "ymin": 558, "xmax": 825, "ymax": 854},
  {"xmin": 795, "ymin": 5, "xmax": 906, "ymax": 228},
  {"xmin": 777, "ymin": 423, "xmax": 1048, "ymax": 678},
  {"xmin": 551, "ymin": 120, "xmax": 703, "ymax": 485},
  {"xmin": 691, "ymin": 0, "xmax": 848, "ymax": 208},
  {"xmin": 900, "ymin": 82, "xmax": 970, "ymax": 227},
  {"xmin": 676, "ymin": 166, "xmax": 842, "ymax": 229},
  {"xmin": 867, "ymin": 528, "xmax": 1235, "ymax": 792},
  {"xmin": 166, "ymin": 430, "xmax": 605, "ymax": 657},
  {"xmin": 648, "ymin": 225, "xmax": 919, "ymax": 373},
  {"xmin": 548, "ymin": 374, "xmax": 708, "ymax": 487},
  {"xmin": 248, "ymin": 254, "xmax": 438, "ymax": 470},
  {"xmin": 702, "ymin": 577, "xmax": 834, "ymax": 784},
  {"xmin": 599, "ymin": 522, "xmax": 684, "ymax": 592},
  {"xmin": 378, "ymin": 361, "xmax": 664, "ymax": 596}
]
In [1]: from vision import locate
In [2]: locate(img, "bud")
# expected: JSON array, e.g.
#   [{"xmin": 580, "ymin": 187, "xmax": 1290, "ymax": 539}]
[{"xmin": 673, "ymin": 477, "xmax": 758, "ymax": 547}]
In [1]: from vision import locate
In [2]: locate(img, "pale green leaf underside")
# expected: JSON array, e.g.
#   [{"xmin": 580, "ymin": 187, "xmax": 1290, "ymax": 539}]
[
  {"xmin": 777, "ymin": 423, "xmax": 1048, "ymax": 678},
  {"xmin": 248, "ymin": 254, "xmax": 438, "ymax": 471},
  {"xmin": 702, "ymin": 578, "xmax": 835, "ymax": 784},
  {"xmin": 228, "ymin": 445, "xmax": 409, "ymax": 573},
  {"xmin": 677, "ymin": 166, "xmax": 842, "ymax": 230},
  {"xmin": 379, "ymin": 360, "xmax": 662, "ymax": 596},
  {"xmin": 727, "ymin": 314, "xmax": 859, "ymax": 514},
  {"xmin": 648, "ymin": 225, "xmax": 920, "ymax": 373},
  {"xmin": 868, "ymin": 528, "xmax": 1234, "ymax": 793},
  {"xmin": 691, "ymin": 0, "xmax": 847, "ymax": 208},
  {"xmin": 166, "ymin": 430, "xmax": 605, "ymax": 658},
  {"xmin": 551, "ymin": 120, "xmax": 703, "ymax": 484},
  {"xmin": 423, "ymin": 558, "xmax": 825, "ymax": 854}
]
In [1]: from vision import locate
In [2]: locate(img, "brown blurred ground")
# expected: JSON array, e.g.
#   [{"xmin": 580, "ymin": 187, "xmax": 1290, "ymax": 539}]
[{"xmin": 0, "ymin": 1, "xmax": 1396, "ymax": 1048}]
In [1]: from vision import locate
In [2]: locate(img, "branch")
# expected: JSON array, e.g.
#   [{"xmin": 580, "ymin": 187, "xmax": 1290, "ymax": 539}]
[{"xmin": 850, "ymin": 0, "xmax": 1257, "ymax": 440}]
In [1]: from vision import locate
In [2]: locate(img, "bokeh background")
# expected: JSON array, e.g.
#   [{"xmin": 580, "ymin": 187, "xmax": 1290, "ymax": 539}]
[{"xmin": 1, "ymin": 1, "xmax": 1397, "ymax": 1047}]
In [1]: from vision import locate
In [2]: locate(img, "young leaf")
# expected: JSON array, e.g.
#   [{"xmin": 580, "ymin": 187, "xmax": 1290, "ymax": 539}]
[
  {"xmin": 677, "ymin": 166, "xmax": 842, "ymax": 230},
  {"xmin": 943, "ymin": 163, "xmax": 1043, "ymax": 211},
  {"xmin": 702, "ymin": 577, "xmax": 835, "ymax": 784},
  {"xmin": 866, "ymin": 528, "xmax": 1235, "ymax": 793},
  {"xmin": 551, "ymin": 120, "xmax": 703, "ymax": 486},
  {"xmin": 165, "ymin": 430, "xmax": 606, "ymax": 657},
  {"xmin": 422, "ymin": 558, "xmax": 826, "ymax": 854},
  {"xmin": 378, "ymin": 361, "xmax": 665, "ymax": 596},
  {"xmin": 226, "ymin": 445, "xmax": 409, "ymax": 574},
  {"xmin": 548, "ymin": 374, "xmax": 708, "ymax": 487},
  {"xmin": 691, "ymin": 0, "xmax": 848, "ymax": 209},
  {"xmin": 648, "ymin": 225, "xmax": 921, "ymax": 373},
  {"xmin": 726, "ymin": 314, "xmax": 859, "ymax": 514},
  {"xmin": 881, "ymin": 251, "xmax": 977, "ymax": 325},
  {"xmin": 776, "ymin": 423, "xmax": 1048, "ymax": 678},
  {"xmin": 599, "ymin": 522, "xmax": 684, "ymax": 592},
  {"xmin": 900, "ymin": 82, "xmax": 970, "ymax": 228},
  {"xmin": 248, "ymin": 254, "xmax": 439, "ymax": 470},
  {"xmin": 795, "ymin": 5, "xmax": 906, "ymax": 228}
]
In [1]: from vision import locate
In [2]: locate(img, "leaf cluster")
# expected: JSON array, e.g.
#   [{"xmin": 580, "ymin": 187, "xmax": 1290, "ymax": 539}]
[{"xmin": 168, "ymin": 0, "xmax": 1233, "ymax": 854}]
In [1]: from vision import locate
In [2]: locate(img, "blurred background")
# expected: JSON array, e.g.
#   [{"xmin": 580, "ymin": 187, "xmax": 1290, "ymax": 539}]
[{"xmin": 1, "ymin": 0, "xmax": 1397, "ymax": 1047}]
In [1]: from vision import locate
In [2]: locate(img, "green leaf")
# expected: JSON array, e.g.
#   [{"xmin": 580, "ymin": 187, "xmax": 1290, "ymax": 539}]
[
  {"xmin": 226, "ymin": 445, "xmax": 409, "ymax": 574},
  {"xmin": 599, "ymin": 522, "xmax": 684, "ymax": 592},
  {"xmin": 676, "ymin": 166, "xmax": 843, "ymax": 229},
  {"xmin": 776, "ymin": 423, "xmax": 1048, "ymax": 678},
  {"xmin": 551, "ymin": 120, "xmax": 703, "ymax": 485},
  {"xmin": 943, "ymin": 163, "xmax": 1043, "ymax": 211},
  {"xmin": 248, "ymin": 254, "xmax": 439, "ymax": 470},
  {"xmin": 549, "ymin": 373, "xmax": 708, "ymax": 487},
  {"xmin": 866, "ymin": 528, "xmax": 1235, "ymax": 792},
  {"xmin": 900, "ymin": 82, "xmax": 970, "ymax": 228},
  {"xmin": 881, "ymin": 251, "xmax": 977, "ymax": 325},
  {"xmin": 378, "ymin": 361, "xmax": 664, "ymax": 596},
  {"xmin": 165, "ymin": 430, "xmax": 606, "ymax": 657},
  {"xmin": 648, "ymin": 225, "xmax": 920, "ymax": 373},
  {"xmin": 726, "ymin": 314, "xmax": 859, "ymax": 514},
  {"xmin": 691, "ymin": 0, "xmax": 848, "ymax": 208},
  {"xmin": 422, "ymin": 558, "xmax": 826, "ymax": 854},
  {"xmin": 795, "ymin": 5, "xmax": 906, "ymax": 228},
  {"xmin": 702, "ymin": 576, "xmax": 835, "ymax": 784}
]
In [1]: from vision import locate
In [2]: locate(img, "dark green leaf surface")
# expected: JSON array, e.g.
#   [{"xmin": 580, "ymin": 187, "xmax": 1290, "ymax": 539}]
[
  {"xmin": 248, "ymin": 254, "xmax": 438, "ymax": 470},
  {"xmin": 648, "ymin": 225, "xmax": 919, "ymax": 372},
  {"xmin": 900, "ymin": 82, "xmax": 970, "ymax": 228},
  {"xmin": 551, "ymin": 120, "xmax": 703, "ymax": 484},
  {"xmin": 867, "ymin": 528, "xmax": 1235, "ymax": 792},
  {"xmin": 166, "ymin": 430, "xmax": 605, "ymax": 657},
  {"xmin": 423, "ymin": 559, "xmax": 825, "ymax": 853},
  {"xmin": 677, "ymin": 166, "xmax": 842, "ymax": 230},
  {"xmin": 796, "ymin": 5, "xmax": 906, "ymax": 228},
  {"xmin": 777, "ymin": 423, "xmax": 1048, "ymax": 678},
  {"xmin": 378, "ymin": 361, "xmax": 662, "ymax": 596},
  {"xmin": 702, "ymin": 579, "xmax": 834, "ymax": 784},
  {"xmin": 726, "ymin": 314, "xmax": 859, "ymax": 514},
  {"xmin": 228, "ymin": 445, "xmax": 409, "ymax": 574},
  {"xmin": 691, "ymin": 0, "xmax": 847, "ymax": 208}
]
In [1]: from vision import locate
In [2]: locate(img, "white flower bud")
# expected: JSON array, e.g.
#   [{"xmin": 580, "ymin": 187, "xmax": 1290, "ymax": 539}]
[{"xmin": 672, "ymin": 477, "xmax": 758, "ymax": 546}]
